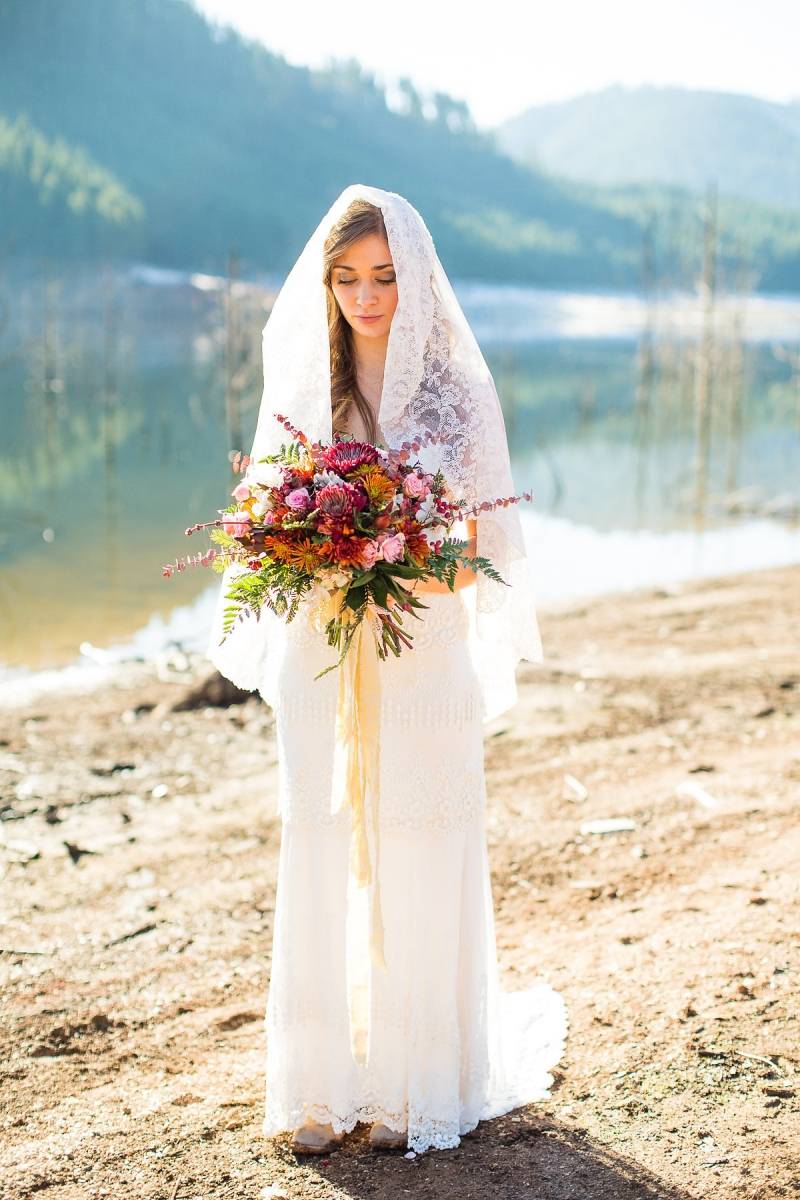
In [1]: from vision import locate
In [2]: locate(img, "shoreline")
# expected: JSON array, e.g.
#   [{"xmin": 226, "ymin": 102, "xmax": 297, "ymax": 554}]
[
  {"xmin": 4, "ymin": 505, "xmax": 800, "ymax": 698},
  {"xmin": 3, "ymin": 528, "xmax": 800, "ymax": 708}
]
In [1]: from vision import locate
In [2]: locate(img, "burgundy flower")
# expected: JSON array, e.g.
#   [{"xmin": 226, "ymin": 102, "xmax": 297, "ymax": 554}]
[{"xmin": 319, "ymin": 440, "xmax": 379, "ymax": 475}]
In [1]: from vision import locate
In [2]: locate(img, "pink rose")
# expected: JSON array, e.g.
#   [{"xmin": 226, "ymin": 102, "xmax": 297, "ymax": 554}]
[
  {"xmin": 403, "ymin": 472, "xmax": 429, "ymax": 499},
  {"xmin": 222, "ymin": 510, "xmax": 251, "ymax": 538},
  {"xmin": 379, "ymin": 532, "xmax": 405, "ymax": 563},
  {"xmin": 285, "ymin": 487, "xmax": 311, "ymax": 511},
  {"xmin": 359, "ymin": 540, "xmax": 380, "ymax": 569},
  {"xmin": 232, "ymin": 481, "xmax": 251, "ymax": 502}
]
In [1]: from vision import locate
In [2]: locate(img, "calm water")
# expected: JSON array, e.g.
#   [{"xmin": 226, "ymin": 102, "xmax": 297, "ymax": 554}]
[{"xmin": 1, "ymin": 262, "xmax": 799, "ymax": 681}]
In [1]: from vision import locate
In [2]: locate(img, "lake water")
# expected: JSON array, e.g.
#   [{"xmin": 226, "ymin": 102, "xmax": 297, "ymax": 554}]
[{"xmin": 2, "ymin": 262, "xmax": 798, "ymax": 699}]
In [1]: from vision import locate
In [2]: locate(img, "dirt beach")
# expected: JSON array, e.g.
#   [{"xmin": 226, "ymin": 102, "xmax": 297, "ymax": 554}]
[{"xmin": 1, "ymin": 562, "xmax": 798, "ymax": 1200}]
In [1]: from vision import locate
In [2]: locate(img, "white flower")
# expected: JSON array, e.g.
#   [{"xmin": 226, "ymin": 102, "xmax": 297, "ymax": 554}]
[
  {"xmin": 246, "ymin": 461, "xmax": 285, "ymax": 489},
  {"xmin": 251, "ymin": 497, "xmax": 272, "ymax": 518},
  {"xmin": 317, "ymin": 566, "xmax": 350, "ymax": 589},
  {"xmin": 416, "ymin": 493, "xmax": 437, "ymax": 523},
  {"xmin": 313, "ymin": 469, "xmax": 344, "ymax": 488},
  {"xmin": 423, "ymin": 523, "xmax": 448, "ymax": 546}
]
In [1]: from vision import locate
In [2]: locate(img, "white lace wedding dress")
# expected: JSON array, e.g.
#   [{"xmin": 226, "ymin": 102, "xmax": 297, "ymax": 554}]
[{"xmin": 261, "ymin": 577, "xmax": 569, "ymax": 1154}]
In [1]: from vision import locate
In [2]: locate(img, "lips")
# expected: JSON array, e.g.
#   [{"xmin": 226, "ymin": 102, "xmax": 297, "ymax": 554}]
[{"xmin": 356, "ymin": 314, "xmax": 382, "ymax": 321}]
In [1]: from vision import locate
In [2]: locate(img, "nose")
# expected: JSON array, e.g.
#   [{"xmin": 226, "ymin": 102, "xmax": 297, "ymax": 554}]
[{"xmin": 355, "ymin": 281, "xmax": 379, "ymax": 308}]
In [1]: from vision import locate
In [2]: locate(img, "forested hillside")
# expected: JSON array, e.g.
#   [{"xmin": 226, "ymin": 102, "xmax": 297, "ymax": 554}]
[
  {"xmin": 1, "ymin": 1, "xmax": 798, "ymax": 291},
  {"xmin": 0, "ymin": 112, "xmax": 144, "ymax": 257}
]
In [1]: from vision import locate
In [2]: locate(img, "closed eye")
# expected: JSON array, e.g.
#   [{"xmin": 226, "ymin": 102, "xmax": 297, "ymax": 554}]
[{"xmin": 337, "ymin": 276, "xmax": 396, "ymax": 285}]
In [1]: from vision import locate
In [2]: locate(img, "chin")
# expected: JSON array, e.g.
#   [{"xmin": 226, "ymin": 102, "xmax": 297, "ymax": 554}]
[{"xmin": 351, "ymin": 318, "xmax": 388, "ymax": 335}]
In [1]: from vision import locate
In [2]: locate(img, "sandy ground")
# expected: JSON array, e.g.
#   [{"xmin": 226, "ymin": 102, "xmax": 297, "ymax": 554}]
[{"xmin": 1, "ymin": 563, "xmax": 798, "ymax": 1200}]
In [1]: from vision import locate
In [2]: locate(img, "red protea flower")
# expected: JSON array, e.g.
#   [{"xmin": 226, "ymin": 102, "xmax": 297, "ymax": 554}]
[
  {"xmin": 319, "ymin": 441, "xmax": 379, "ymax": 475},
  {"xmin": 316, "ymin": 481, "xmax": 367, "ymax": 517}
]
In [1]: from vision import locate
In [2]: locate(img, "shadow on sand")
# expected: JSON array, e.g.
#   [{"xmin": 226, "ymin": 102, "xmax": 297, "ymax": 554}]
[{"xmin": 283, "ymin": 1106, "xmax": 698, "ymax": 1200}]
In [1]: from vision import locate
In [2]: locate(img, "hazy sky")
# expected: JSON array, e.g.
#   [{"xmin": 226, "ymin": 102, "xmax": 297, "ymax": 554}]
[{"xmin": 192, "ymin": 0, "xmax": 799, "ymax": 128}]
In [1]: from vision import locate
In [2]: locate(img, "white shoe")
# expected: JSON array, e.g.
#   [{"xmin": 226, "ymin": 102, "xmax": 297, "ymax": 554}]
[
  {"xmin": 368, "ymin": 1121, "xmax": 407, "ymax": 1149},
  {"xmin": 291, "ymin": 1120, "xmax": 345, "ymax": 1154}
]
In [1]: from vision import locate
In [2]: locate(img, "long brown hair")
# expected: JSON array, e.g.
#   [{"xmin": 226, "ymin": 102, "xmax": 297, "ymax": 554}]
[{"xmin": 322, "ymin": 200, "xmax": 389, "ymax": 442}]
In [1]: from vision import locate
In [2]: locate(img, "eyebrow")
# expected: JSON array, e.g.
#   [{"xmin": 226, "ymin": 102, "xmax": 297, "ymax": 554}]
[{"xmin": 333, "ymin": 262, "xmax": 395, "ymax": 271}]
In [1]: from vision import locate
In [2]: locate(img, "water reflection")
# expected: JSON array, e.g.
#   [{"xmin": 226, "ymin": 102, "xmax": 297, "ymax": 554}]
[{"xmin": 1, "ymin": 261, "xmax": 798, "ymax": 673}]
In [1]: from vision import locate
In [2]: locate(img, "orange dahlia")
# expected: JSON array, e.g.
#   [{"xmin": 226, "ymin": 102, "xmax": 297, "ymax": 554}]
[
  {"xmin": 329, "ymin": 536, "xmax": 371, "ymax": 566},
  {"xmin": 354, "ymin": 465, "xmax": 397, "ymax": 507},
  {"xmin": 282, "ymin": 537, "xmax": 331, "ymax": 573},
  {"xmin": 261, "ymin": 535, "xmax": 296, "ymax": 564},
  {"xmin": 404, "ymin": 532, "xmax": 432, "ymax": 566}
]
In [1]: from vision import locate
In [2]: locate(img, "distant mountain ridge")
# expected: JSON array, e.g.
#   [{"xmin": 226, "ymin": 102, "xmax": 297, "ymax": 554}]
[{"xmin": 494, "ymin": 84, "xmax": 800, "ymax": 212}]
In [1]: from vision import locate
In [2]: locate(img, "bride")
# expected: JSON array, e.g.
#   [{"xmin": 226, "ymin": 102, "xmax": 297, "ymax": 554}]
[{"xmin": 206, "ymin": 184, "xmax": 568, "ymax": 1156}]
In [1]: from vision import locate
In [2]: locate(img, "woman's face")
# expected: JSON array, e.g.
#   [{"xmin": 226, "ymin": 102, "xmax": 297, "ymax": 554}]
[{"xmin": 330, "ymin": 233, "xmax": 398, "ymax": 339}]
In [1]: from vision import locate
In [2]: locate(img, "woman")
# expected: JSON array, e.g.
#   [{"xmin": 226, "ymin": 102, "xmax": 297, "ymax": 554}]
[{"xmin": 206, "ymin": 184, "xmax": 568, "ymax": 1156}]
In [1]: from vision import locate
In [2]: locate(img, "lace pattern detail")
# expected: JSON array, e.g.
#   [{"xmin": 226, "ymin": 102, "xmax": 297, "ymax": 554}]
[
  {"xmin": 274, "ymin": 591, "xmax": 486, "ymax": 831},
  {"xmin": 380, "ymin": 291, "xmax": 544, "ymax": 720},
  {"xmin": 263, "ymin": 739, "xmax": 568, "ymax": 1156},
  {"xmin": 263, "ymin": 979, "xmax": 570, "ymax": 1154},
  {"xmin": 264, "ymin": 1100, "xmax": 482, "ymax": 1155}
]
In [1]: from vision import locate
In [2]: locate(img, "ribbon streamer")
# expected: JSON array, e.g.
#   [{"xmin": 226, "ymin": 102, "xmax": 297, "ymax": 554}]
[{"xmin": 313, "ymin": 587, "xmax": 387, "ymax": 1067}]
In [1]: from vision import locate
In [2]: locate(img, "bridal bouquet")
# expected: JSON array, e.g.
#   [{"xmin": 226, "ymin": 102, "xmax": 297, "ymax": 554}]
[{"xmin": 164, "ymin": 412, "xmax": 533, "ymax": 677}]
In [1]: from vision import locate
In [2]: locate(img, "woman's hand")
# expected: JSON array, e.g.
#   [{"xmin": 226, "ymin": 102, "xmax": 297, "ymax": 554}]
[{"xmin": 234, "ymin": 527, "xmax": 267, "ymax": 551}]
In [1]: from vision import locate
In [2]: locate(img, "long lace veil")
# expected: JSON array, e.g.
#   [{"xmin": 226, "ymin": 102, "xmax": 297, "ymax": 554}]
[{"xmin": 205, "ymin": 183, "xmax": 543, "ymax": 721}]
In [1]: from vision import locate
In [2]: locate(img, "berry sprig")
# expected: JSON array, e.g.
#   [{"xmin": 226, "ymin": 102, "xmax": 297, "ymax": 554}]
[
  {"xmin": 163, "ymin": 547, "xmax": 217, "ymax": 577},
  {"xmin": 395, "ymin": 429, "xmax": 447, "ymax": 459},
  {"xmin": 274, "ymin": 412, "xmax": 311, "ymax": 445},
  {"xmin": 440, "ymin": 489, "xmax": 535, "ymax": 521}
]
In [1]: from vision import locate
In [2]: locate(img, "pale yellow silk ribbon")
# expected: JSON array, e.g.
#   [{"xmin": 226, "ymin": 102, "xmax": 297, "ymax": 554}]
[{"xmin": 313, "ymin": 586, "xmax": 387, "ymax": 1066}]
